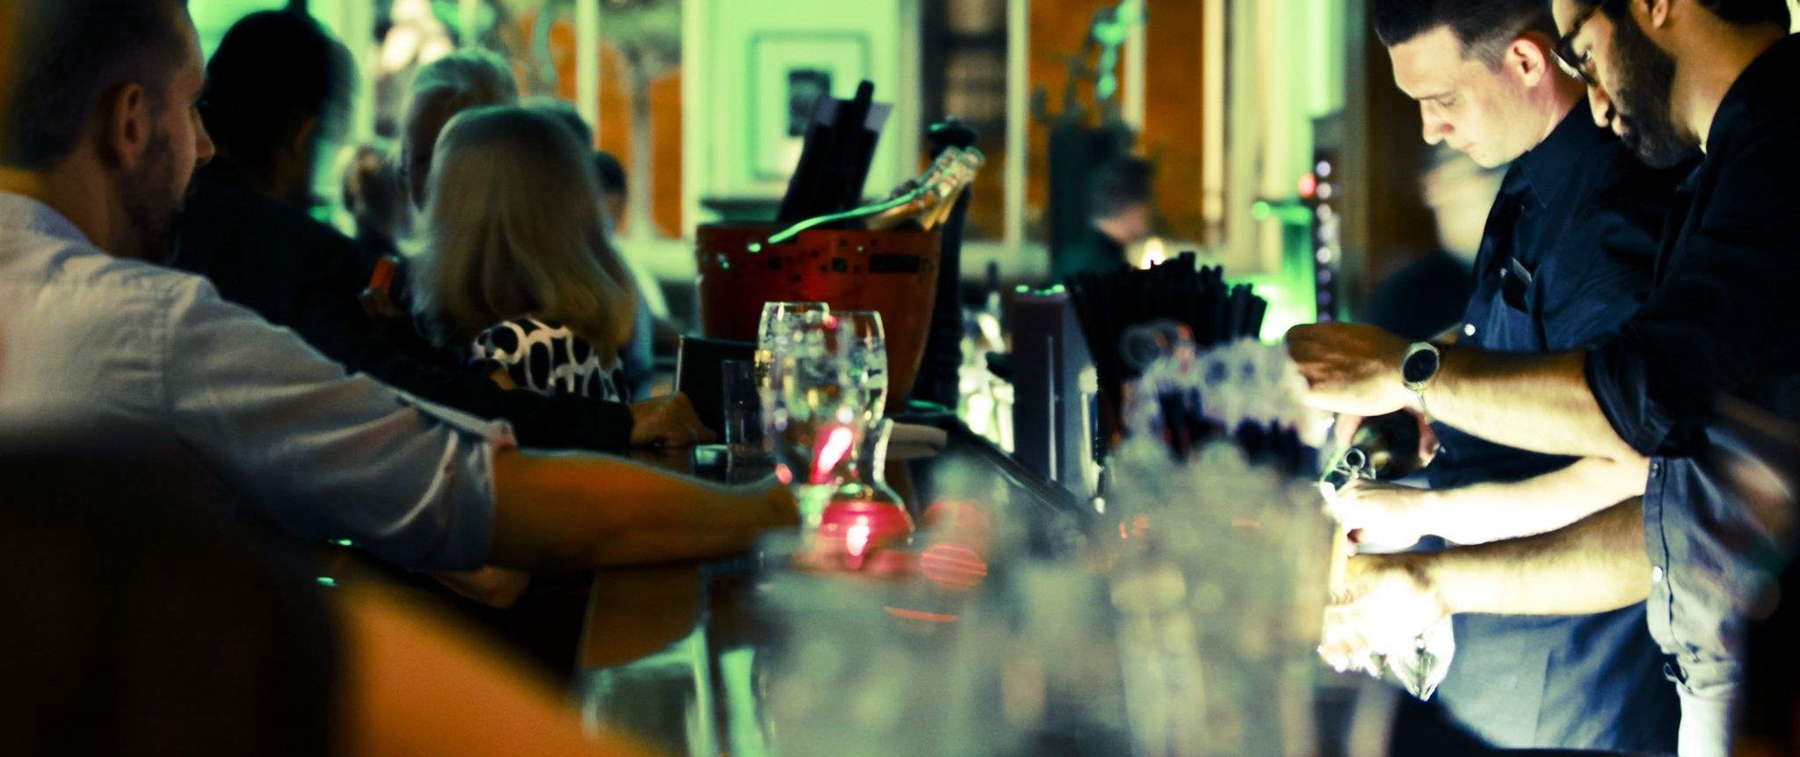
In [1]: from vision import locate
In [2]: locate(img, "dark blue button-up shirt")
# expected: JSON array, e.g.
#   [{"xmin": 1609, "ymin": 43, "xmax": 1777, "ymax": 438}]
[
  {"xmin": 1586, "ymin": 34, "xmax": 1800, "ymax": 697},
  {"xmin": 1424, "ymin": 102, "xmax": 1684, "ymax": 752}
]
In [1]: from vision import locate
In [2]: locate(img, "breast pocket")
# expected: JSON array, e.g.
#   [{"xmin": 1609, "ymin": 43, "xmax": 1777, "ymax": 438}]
[{"xmin": 1486, "ymin": 257, "xmax": 1546, "ymax": 353}]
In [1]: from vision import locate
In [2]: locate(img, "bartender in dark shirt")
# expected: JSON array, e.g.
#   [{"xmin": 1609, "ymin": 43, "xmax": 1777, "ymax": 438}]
[
  {"xmin": 1290, "ymin": 1, "xmax": 1798, "ymax": 753},
  {"xmin": 1335, "ymin": 1, "xmax": 1682, "ymax": 750},
  {"xmin": 173, "ymin": 11, "xmax": 705, "ymax": 453}
]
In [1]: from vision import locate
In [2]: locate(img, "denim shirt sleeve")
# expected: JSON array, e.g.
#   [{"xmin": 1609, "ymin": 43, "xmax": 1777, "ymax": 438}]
[{"xmin": 159, "ymin": 276, "xmax": 511, "ymax": 570}]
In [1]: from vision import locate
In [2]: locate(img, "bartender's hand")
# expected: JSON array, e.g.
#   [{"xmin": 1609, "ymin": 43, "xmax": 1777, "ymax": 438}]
[
  {"xmin": 1319, "ymin": 553, "xmax": 1450, "ymax": 673},
  {"xmin": 1286, "ymin": 324, "xmax": 1414, "ymax": 417},
  {"xmin": 629, "ymin": 394, "xmax": 716, "ymax": 448},
  {"xmin": 1326, "ymin": 479, "xmax": 1439, "ymax": 550},
  {"xmin": 1332, "ymin": 413, "xmax": 1366, "ymax": 452}
]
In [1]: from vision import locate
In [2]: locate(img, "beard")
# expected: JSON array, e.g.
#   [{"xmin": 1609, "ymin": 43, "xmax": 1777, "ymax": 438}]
[
  {"xmin": 120, "ymin": 128, "xmax": 183, "ymax": 264},
  {"xmin": 1609, "ymin": 11, "xmax": 1697, "ymax": 168}
]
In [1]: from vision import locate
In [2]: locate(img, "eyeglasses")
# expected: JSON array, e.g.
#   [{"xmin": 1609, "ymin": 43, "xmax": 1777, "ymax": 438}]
[{"xmin": 1553, "ymin": 2, "xmax": 1604, "ymax": 85}]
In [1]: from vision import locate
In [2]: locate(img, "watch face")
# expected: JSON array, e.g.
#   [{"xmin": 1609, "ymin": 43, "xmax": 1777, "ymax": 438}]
[{"xmin": 1403, "ymin": 347, "xmax": 1440, "ymax": 385}]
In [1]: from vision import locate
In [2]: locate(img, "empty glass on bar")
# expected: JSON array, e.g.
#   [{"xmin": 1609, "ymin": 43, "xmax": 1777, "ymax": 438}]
[{"xmin": 721, "ymin": 359, "xmax": 767, "ymax": 464}]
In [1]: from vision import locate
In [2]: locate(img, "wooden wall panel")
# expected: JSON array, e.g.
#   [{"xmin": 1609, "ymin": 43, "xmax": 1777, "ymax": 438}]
[{"xmin": 1027, "ymin": 0, "xmax": 1207, "ymax": 244}]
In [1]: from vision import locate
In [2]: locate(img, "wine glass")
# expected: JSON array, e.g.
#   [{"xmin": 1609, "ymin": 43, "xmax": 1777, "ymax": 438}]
[
  {"xmin": 766, "ymin": 311, "xmax": 859, "ymax": 524},
  {"xmin": 835, "ymin": 310, "xmax": 888, "ymax": 425},
  {"xmin": 752, "ymin": 298, "xmax": 828, "ymax": 409}
]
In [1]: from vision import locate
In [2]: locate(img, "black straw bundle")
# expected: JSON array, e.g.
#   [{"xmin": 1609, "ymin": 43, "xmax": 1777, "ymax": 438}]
[{"xmin": 1066, "ymin": 252, "xmax": 1269, "ymax": 440}]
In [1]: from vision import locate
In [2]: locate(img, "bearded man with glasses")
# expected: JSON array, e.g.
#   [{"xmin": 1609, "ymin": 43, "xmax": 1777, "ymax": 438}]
[{"xmin": 1292, "ymin": 0, "xmax": 1799, "ymax": 753}]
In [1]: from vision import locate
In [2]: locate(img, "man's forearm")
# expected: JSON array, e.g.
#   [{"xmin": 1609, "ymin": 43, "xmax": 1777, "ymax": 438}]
[
  {"xmin": 1428, "ymin": 348, "xmax": 1638, "ymax": 462},
  {"xmin": 1430, "ymin": 456, "xmax": 1649, "ymax": 545},
  {"xmin": 487, "ymin": 449, "xmax": 792, "ymax": 572},
  {"xmin": 1421, "ymin": 498, "xmax": 1650, "ymax": 615}
]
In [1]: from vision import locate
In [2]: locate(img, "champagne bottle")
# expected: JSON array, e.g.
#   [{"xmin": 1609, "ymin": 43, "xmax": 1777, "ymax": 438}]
[{"xmin": 862, "ymin": 147, "xmax": 986, "ymax": 232}]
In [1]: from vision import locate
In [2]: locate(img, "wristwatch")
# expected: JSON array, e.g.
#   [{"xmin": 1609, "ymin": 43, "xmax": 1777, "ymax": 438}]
[{"xmin": 1401, "ymin": 341, "xmax": 1442, "ymax": 393}]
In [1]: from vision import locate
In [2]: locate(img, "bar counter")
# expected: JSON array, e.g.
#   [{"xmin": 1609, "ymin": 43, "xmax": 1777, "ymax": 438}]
[
  {"xmin": 568, "ymin": 413, "xmax": 1623, "ymax": 757},
  {"xmin": 575, "ymin": 415, "xmax": 1116, "ymax": 755}
]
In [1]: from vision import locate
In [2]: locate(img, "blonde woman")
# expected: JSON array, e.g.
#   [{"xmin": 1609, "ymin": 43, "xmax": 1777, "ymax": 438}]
[
  {"xmin": 413, "ymin": 105, "xmax": 639, "ymax": 404},
  {"xmin": 395, "ymin": 54, "xmax": 710, "ymax": 447}
]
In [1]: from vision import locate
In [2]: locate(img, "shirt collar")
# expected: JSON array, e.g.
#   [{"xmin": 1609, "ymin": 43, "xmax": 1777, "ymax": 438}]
[
  {"xmin": 1511, "ymin": 99, "xmax": 1608, "ymax": 208},
  {"xmin": 0, "ymin": 191, "xmax": 94, "ymax": 248},
  {"xmin": 1705, "ymin": 34, "xmax": 1800, "ymax": 158}
]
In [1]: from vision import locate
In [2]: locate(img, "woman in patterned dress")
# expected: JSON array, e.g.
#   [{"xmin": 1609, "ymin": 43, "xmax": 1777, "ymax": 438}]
[
  {"xmin": 411, "ymin": 105, "xmax": 639, "ymax": 403},
  {"xmin": 407, "ymin": 104, "xmax": 646, "ymax": 608}
]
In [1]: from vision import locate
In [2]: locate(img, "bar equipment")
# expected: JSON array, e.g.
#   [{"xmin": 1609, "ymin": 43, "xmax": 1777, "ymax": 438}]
[
  {"xmin": 1318, "ymin": 412, "xmax": 1454, "ymax": 701},
  {"xmin": 700, "ymin": 106, "xmax": 983, "ymax": 415},
  {"xmin": 672, "ymin": 335, "xmax": 756, "ymax": 437},
  {"xmin": 594, "ymin": 314, "xmax": 1412, "ymax": 756},
  {"xmin": 776, "ymin": 81, "xmax": 889, "ymax": 225},
  {"xmin": 912, "ymin": 118, "xmax": 981, "ymax": 409},
  {"xmin": 1319, "ymin": 410, "xmax": 1426, "ymax": 490},
  {"xmin": 816, "ymin": 418, "xmax": 912, "ymax": 572},
  {"xmin": 697, "ymin": 225, "xmax": 941, "ymax": 413},
  {"xmin": 1065, "ymin": 253, "xmax": 1272, "ymax": 446},
  {"xmin": 765, "ymin": 310, "xmax": 852, "ymax": 511},
  {"xmin": 1009, "ymin": 289, "xmax": 1100, "ymax": 500}
]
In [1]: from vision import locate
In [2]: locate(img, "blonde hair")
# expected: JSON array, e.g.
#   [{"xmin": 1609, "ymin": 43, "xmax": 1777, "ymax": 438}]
[
  {"xmin": 409, "ymin": 49, "xmax": 517, "ymax": 105},
  {"xmin": 399, "ymin": 49, "xmax": 518, "ymax": 207},
  {"xmin": 411, "ymin": 105, "xmax": 638, "ymax": 358}
]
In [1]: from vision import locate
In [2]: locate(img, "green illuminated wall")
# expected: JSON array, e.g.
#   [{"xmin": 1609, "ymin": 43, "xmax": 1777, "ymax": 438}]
[
  {"xmin": 688, "ymin": 0, "xmax": 916, "ymax": 205},
  {"xmin": 1222, "ymin": 0, "xmax": 1346, "ymax": 335}
]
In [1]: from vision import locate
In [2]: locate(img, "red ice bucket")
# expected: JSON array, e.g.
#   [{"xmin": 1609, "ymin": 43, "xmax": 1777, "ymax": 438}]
[{"xmin": 695, "ymin": 223, "xmax": 943, "ymax": 411}]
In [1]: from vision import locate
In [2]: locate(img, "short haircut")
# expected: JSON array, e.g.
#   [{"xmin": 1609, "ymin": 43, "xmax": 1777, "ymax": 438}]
[
  {"xmin": 1, "ymin": 0, "xmax": 189, "ymax": 170},
  {"xmin": 1575, "ymin": 0, "xmax": 1790, "ymax": 29},
  {"xmin": 1088, "ymin": 156, "xmax": 1154, "ymax": 220},
  {"xmin": 1373, "ymin": 0, "xmax": 1557, "ymax": 66},
  {"xmin": 201, "ymin": 11, "xmax": 355, "ymax": 176},
  {"xmin": 341, "ymin": 143, "xmax": 399, "ymax": 224}
]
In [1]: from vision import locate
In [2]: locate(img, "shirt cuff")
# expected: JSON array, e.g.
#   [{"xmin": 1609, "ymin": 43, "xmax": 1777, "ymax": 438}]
[{"xmin": 1585, "ymin": 335, "xmax": 1675, "ymax": 456}]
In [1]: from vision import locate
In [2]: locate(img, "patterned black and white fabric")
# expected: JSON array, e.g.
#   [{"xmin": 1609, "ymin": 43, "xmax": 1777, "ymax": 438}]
[{"xmin": 469, "ymin": 317, "xmax": 627, "ymax": 402}]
